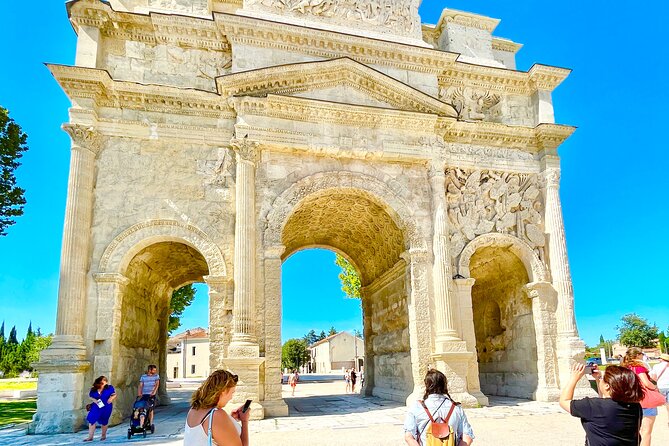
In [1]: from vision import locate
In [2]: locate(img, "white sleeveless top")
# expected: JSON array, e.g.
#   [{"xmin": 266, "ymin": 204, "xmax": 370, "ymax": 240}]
[{"xmin": 183, "ymin": 409, "xmax": 242, "ymax": 446}]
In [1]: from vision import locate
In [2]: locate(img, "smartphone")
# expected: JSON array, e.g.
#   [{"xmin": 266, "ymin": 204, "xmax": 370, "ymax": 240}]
[
  {"xmin": 241, "ymin": 399, "xmax": 252, "ymax": 413},
  {"xmin": 585, "ymin": 365, "xmax": 596, "ymax": 375}
]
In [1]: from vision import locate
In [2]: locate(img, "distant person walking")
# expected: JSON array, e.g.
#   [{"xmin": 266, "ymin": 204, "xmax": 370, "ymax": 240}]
[
  {"xmin": 138, "ymin": 364, "xmax": 160, "ymax": 428},
  {"xmin": 403, "ymin": 368, "xmax": 474, "ymax": 446},
  {"xmin": 623, "ymin": 347, "xmax": 659, "ymax": 446},
  {"xmin": 289, "ymin": 370, "xmax": 298, "ymax": 396},
  {"xmin": 559, "ymin": 363, "xmax": 643, "ymax": 446},
  {"xmin": 650, "ymin": 353, "xmax": 669, "ymax": 426},
  {"xmin": 344, "ymin": 369, "xmax": 351, "ymax": 393},
  {"xmin": 84, "ymin": 376, "xmax": 116, "ymax": 442},
  {"xmin": 350, "ymin": 368, "xmax": 358, "ymax": 393},
  {"xmin": 184, "ymin": 370, "xmax": 250, "ymax": 446}
]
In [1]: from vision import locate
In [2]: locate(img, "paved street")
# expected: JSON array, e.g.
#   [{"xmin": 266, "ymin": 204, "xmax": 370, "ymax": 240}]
[{"xmin": 1, "ymin": 379, "xmax": 668, "ymax": 445}]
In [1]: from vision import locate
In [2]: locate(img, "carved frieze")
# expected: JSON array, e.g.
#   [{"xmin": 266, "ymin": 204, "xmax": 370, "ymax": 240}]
[
  {"xmin": 246, "ymin": 0, "xmax": 421, "ymax": 37},
  {"xmin": 439, "ymin": 86, "xmax": 501, "ymax": 122},
  {"xmin": 445, "ymin": 169, "xmax": 546, "ymax": 260},
  {"xmin": 62, "ymin": 124, "xmax": 103, "ymax": 156}
]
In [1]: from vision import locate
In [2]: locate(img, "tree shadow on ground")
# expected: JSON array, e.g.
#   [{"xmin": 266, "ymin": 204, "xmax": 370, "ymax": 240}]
[{"xmin": 283, "ymin": 393, "xmax": 403, "ymax": 417}]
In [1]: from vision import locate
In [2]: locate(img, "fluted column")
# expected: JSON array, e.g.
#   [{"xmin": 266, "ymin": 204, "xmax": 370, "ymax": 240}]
[
  {"xmin": 542, "ymin": 168, "xmax": 578, "ymax": 337},
  {"xmin": 47, "ymin": 124, "xmax": 102, "ymax": 359},
  {"xmin": 428, "ymin": 161, "xmax": 461, "ymax": 344},
  {"xmin": 229, "ymin": 137, "xmax": 260, "ymax": 357}
]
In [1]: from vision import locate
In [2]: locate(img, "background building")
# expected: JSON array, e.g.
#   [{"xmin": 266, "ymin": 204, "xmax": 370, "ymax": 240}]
[
  {"xmin": 166, "ymin": 328, "xmax": 210, "ymax": 379},
  {"xmin": 309, "ymin": 332, "xmax": 364, "ymax": 373}
]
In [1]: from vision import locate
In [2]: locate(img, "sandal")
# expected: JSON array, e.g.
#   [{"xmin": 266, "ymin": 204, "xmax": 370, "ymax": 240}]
[{"xmin": 83, "ymin": 438, "xmax": 93, "ymax": 442}]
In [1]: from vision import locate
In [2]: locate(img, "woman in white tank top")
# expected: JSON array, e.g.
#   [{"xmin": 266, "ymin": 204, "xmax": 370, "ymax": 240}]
[{"xmin": 184, "ymin": 370, "xmax": 249, "ymax": 446}]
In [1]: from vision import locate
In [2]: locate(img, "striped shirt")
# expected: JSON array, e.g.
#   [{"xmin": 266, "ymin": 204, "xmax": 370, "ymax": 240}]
[{"xmin": 140, "ymin": 373, "xmax": 159, "ymax": 395}]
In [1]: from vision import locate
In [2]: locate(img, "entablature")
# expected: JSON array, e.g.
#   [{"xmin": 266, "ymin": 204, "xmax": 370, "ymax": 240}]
[
  {"xmin": 214, "ymin": 13, "xmax": 459, "ymax": 74},
  {"xmin": 438, "ymin": 119, "xmax": 575, "ymax": 152},
  {"xmin": 439, "ymin": 62, "xmax": 571, "ymax": 96},
  {"xmin": 48, "ymin": 64, "xmax": 234, "ymax": 119},
  {"xmin": 68, "ymin": 0, "xmax": 231, "ymax": 51}
]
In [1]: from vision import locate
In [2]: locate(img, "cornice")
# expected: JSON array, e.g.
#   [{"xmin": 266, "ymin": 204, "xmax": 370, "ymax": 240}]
[
  {"xmin": 439, "ymin": 62, "xmax": 571, "ymax": 95},
  {"xmin": 68, "ymin": 0, "xmax": 231, "ymax": 51},
  {"xmin": 231, "ymin": 94, "xmax": 440, "ymax": 132},
  {"xmin": 48, "ymin": 64, "xmax": 234, "ymax": 119},
  {"xmin": 436, "ymin": 8, "xmax": 501, "ymax": 34},
  {"xmin": 438, "ymin": 119, "xmax": 575, "ymax": 151},
  {"xmin": 492, "ymin": 37, "xmax": 523, "ymax": 54},
  {"xmin": 216, "ymin": 58, "xmax": 457, "ymax": 117},
  {"xmin": 214, "ymin": 13, "xmax": 459, "ymax": 74}
]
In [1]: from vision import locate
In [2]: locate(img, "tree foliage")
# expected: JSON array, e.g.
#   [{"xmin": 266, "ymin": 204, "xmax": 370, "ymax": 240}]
[
  {"xmin": 0, "ymin": 107, "xmax": 28, "ymax": 236},
  {"xmin": 328, "ymin": 326, "xmax": 337, "ymax": 336},
  {"xmin": 281, "ymin": 339, "xmax": 308, "ymax": 370},
  {"xmin": 335, "ymin": 254, "xmax": 361, "ymax": 300},
  {"xmin": 616, "ymin": 313, "xmax": 659, "ymax": 348},
  {"xmin": 0, "ymin": 322, "xmax": 52, "ymax": 377},
  {"xmin": 168, "ymin": 285, "xmax": 196, "ymax": 334}
]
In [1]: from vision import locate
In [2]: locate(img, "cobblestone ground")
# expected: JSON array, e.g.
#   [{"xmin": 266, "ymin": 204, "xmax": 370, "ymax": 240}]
[{"xmin": 1, "ymin": 381, "xmax": 667, "ymax": 445}]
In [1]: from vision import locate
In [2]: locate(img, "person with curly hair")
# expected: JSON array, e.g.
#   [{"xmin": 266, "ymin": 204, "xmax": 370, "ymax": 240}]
[
  {"xmin": 560, "ymin": 363, "xmax": 643, "ymax": 446},
  {"xmin": 183, "ymin": 370, "xmax": 250, "ymax": 446},
  {"xmin": 84, "ymin": 376, "xmax": 116, "ymax": 442}
]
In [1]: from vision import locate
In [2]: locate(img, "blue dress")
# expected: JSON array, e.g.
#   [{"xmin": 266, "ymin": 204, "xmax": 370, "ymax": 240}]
[{"xmin": 87, "ymin": 385, "xmax": 115, "ymax": 426}]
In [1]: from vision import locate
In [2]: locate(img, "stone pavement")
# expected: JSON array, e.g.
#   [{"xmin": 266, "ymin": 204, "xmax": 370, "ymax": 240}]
[{"xmin": 1, "ymin": 381, "xmax": 668, "ymax": 445}]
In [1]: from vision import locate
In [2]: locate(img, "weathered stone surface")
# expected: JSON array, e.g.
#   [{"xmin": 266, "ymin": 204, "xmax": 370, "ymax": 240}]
[{"xmin": 36, "ymin": 0, "xmax": 585, "ymax": 433}]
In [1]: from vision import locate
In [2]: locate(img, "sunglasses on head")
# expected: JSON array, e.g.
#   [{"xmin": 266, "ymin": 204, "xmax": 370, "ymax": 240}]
[{"xmin": 232, "ymin": 374, "xmax": 238, "ymax": 383}]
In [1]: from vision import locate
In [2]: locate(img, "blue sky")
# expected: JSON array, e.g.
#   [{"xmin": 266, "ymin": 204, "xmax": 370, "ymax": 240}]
[{"xmin": 0, "ymin": 1, "xmax": 667, "ymax": 346}]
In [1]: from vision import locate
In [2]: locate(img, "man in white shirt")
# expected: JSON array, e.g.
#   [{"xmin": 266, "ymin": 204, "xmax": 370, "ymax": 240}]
[
  {"xmin": 138, "ymin": 364, "xmax": 160, "ymax": 427},
  {"xmin": 650, "ymin": 353, "xmax": 669, "ymax": 426}
]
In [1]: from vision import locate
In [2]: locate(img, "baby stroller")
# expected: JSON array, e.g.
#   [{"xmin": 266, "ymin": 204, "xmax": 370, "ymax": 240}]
[{"xmin": 127, "ymin": 396, "xmax": 155, "ymax": 439}]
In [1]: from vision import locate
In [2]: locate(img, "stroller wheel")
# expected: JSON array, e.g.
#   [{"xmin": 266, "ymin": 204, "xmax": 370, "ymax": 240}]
[
  {"xmin": 143, "ymin": 430, "xmax": 147, "ymax": 438},
  {"xmin": 150, "ymin": 424, "xmax": 155, "ymax": 434},
  {"xmin": 127, "ymin": 430, "xmax": 132, "ymax": 439}
]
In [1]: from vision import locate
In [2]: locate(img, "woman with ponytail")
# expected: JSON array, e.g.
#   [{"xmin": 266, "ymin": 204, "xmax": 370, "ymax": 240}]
[
  {"xmin": 183, "ymin": 370, "xmax": 250, "ymax": 446},
  {"xmin": 403, "ymin": 368, "xmax": 475, "ymax": 445}
]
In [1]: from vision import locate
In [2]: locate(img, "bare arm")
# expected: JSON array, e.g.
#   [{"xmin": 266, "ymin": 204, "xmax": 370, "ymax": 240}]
[
  {"xmin": 459, "ymin": 434, "xmax": 474, "ymax": 446},
  {"xmin": 137, "ymin": 379, "xmax": 143, "ymax": 397},
  {"xmin": 404, "ymin": 431, "xmax": 420, "ymax": 446},
  {"xmin": 559, "ymin": 363, "xmax": 586, "ymax": 414},
  {"xmin": 212, "ymin": 408, "xmax": 250, "ymax": 446},
  {"xmin": 637, "ymin": 371, "xmax": 656, "ymax": 390},
  {"xmin": 107, "ymin": 393, "xmax": 117, "ymax": 404},
  {"xmin": 151, "ymin": 379, "xmax": 160, "ymax": 396}
]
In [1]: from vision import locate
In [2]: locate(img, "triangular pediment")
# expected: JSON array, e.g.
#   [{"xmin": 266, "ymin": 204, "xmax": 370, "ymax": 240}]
[{"xmin": 216, "ymin": 58, "xmax": 457, "ymax": 118}]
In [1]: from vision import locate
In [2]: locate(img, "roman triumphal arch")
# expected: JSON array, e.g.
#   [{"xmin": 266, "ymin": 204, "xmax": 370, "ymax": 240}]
[{"xmin": 33, "ymin": 0, "xmax": 589, "ymax": 432}]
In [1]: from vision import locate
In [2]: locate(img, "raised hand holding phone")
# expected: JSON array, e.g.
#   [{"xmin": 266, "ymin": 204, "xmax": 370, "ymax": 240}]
[{"xmin": 241, "ymin": 399, "xmax": 252, "ymax": 413}]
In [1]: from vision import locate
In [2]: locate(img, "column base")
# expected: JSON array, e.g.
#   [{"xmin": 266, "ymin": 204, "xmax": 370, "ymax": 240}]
[
  {"xmin": 30, "ymin": 358, "xmax": 90, "ymax": 434},
  {"xmin": 533, "ymin": 386, "xmax": 561, "ymax": 402},
  {"xmin": 261, "ymin": 399, "xmax": 289, "ymax": 417},
  {"xmin": 222, "ymin": 357, "xmax": 266, "ymax": 420},
  {"xmin": 431, "ymin": 349, "xmax": 479, "ymax": 408},
  {"xmin": 227, "ymin": 341, "xmax": 260, "ymax": 358}
]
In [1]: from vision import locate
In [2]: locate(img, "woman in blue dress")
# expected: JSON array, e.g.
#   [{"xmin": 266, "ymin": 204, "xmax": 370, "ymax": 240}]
[{"xmin": 84, "ymin": 376, "xmax": 116, "ymax": 441}]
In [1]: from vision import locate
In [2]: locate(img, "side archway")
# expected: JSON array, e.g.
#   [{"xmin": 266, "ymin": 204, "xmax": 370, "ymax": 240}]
[
  {"xmin": 457, "ymin": 232, "xmax": 549, "ymax": 283},
  {"xmin": 98, "ymin": 219, "xmax": 227, "ymax": 276}
]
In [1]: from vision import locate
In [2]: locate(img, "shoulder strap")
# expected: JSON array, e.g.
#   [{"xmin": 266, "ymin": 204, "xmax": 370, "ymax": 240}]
[
  {"xmin": 199, "ymin": 408, "xmax": 215, "ymax": 426},
  {"xmin": 657, "ymin": 363, "xmax": 668, "ymax": 380},
  {"xmin": 418, "ymin": 398, "xmax": 449, "ymax": 437},
  {"xmin": 443, "ymin": 403, "xmax": 456, "ymax": 424},
  {"xmin": 207, "ymin": 408, "xmax": 218, "ymax": 446}
]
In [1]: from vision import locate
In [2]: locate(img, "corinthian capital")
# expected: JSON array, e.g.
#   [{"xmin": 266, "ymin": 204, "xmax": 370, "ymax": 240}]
[
  {"xmin": 62, "ymin": 124, "xmax": 103, "ymax": 156},
  {"xmin": 542, "ymin": 169, "xmax": 561, "ymax": 189},
  {"xmin": 230, "ymin": 137, "xmax": 260, "ymax": 164}
]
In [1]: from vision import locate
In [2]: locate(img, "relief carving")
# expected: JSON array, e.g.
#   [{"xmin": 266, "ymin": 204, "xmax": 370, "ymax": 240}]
[
  {"xmin": 439, "ymin": 86, "xmax": 501, "ymax": 121},
  {"xmin": 446, "ymin": 169, "xmax": 546, "ymax": 260},
  {"xmin": 248, "ymin": 0, "xmax": 420, "ymax": 35}
]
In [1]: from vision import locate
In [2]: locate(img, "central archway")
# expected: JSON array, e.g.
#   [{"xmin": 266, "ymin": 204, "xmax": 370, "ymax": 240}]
[{"xmin": 263, "ymin": 171, "xmax": 430, "ymax": 407}]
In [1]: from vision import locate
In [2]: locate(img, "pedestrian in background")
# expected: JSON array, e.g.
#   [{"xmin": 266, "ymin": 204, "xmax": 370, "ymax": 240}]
[
  {"xmin": 84, "ymin": 376, "xmax": 116, "ymax": 442},
  {"xmin": 344, "ymin": 369, "xmax": 351, "ymax": 393},
  {"xmin": 650, "ymin": 353, "xmax": 669, "ymax": 426},
  {"xmin": 623, "ymin": 347, "xmax": 659, "ymax": 446}
]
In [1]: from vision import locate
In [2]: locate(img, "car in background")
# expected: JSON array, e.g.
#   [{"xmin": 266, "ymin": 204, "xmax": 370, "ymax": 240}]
[{"xmin": 586, "ymin": 357, "xmax": 602, "ymax": 365}]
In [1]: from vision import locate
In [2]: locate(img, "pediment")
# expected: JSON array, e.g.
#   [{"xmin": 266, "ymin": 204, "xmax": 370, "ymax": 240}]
[{"xmin": 216, "ymin": 58, "xmax": 457, "ymax": 117}]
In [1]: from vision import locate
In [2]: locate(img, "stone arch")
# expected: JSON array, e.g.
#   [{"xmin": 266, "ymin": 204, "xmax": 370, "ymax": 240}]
[
  {"xmin": 264, "ymin": 171, "xmax": 426, "ymax": 253},
  {"xmin": 458, "ymin": 233, "xmax": 548, "ymax": 283},
  {"xmin": 98, "ymin": 219, "xmax": 227, "ymax": 277}
]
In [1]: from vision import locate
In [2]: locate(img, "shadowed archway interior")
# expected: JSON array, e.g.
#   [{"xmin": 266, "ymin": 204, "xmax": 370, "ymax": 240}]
[
  {"xmin": 111, "ymin": 241, "xmax": 209, "ymax": 421},
  {"xmin": 470, "ymin": 245, "xmax": 538, "ymax": 399},
  {"xmin": 281, "ymin": 188, "xmax": 411, "ymax": 402}
]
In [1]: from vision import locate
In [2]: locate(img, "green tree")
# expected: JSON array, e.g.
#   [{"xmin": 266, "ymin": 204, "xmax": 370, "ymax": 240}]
[
  {"xmin": 335, "ymin": 254, "xmax": 361, "ymax": 300},
  {"xmin": 318, "ymin": 331, "xmax": 326, "ymax": 341},
  {"xmin": 303, "ymin": 330, "xmax": 319, "ymax": 346},
  {"xmin": 0, "ymin": 321, "xmax": 5, "ymax": 364},
  {"xmin": 598, "ymin": 334, "xmax": 605, "ymax": 347},
  {"xmin": 168, "ymin": 285, "xmax": 196, "ymax": 334},
  {"xmin": 616, "ymin": 313, "xmax": 659, "ymax": 348},
  {"xmin": 7, "ymin": 326, "xmax": 18, "ymax": 345},
  {"xmin": 0, "ymin": 107, "xmax": 29, "ymax": 237},
  {"xmin": 659, "ymin": 331, "xmax": 668, "ymax": 354},
  {"xmin": 281, "ymin": 339, "xmax": 308, "ymax": 370},
  {"xmin": 328, "ymin": 326, "xmax": 337, "ymax": 336}
]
